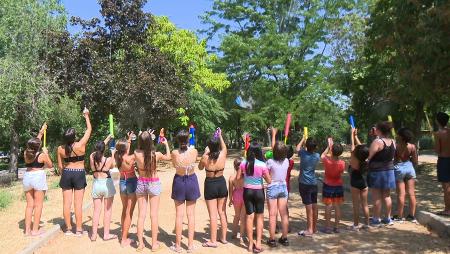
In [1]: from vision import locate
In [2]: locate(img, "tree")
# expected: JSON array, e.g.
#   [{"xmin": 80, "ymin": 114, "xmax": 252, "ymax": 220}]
[
  {"xmin": 0, "ymin": 0, "xmax": 79, "ymax": 174},
  {"xmin": 201, "ymin": 0, "xmax": 352, "ymax": 144},
  {"xmin": 46, "ymin": 0, "xmax": 187, "ymax": 133},
  {"xmin": 148, "ymin": 16, "xmax": 230, "ymax": 144}
]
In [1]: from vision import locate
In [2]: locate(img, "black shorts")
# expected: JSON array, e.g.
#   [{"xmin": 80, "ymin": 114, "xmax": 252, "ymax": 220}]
[
  {"xmin": 204, "ymin": 176, "xmax": 228, "ymax": 200},
  {"xmin": 437, "ymin": 157, "xmax": 450, "ymax": 183},
  {"xmin": 59, "ymin": 169, "xmax": 87, "ymax": 190},
  {"xmin": 243, "ymin": 188, "xmax": 265, "ymax": 215},
  {"xmin": 350, "ymin": 170, "xmax": 367, "ymax": 190},
  {"xmin": 298, "ymin": 183, "xmax": 318, "ymax": 205}
]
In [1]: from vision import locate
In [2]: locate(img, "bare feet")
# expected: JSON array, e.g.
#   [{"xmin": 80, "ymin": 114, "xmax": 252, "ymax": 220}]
[{"xmin": 121, "ymin": 238, "xmax": 134, "ymax": 247}]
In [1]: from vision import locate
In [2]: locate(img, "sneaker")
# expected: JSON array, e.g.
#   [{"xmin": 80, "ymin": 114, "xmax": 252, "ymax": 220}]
[
  {"xmin": 392, "ymin": 215, "xmax": 405, "ymax": 223},
  {"xmin": 381, "ymin": 218, "xmax": 394, "ymax": 226},
  {"xmin": 266, "ymin": 239, "xmax": 277, "ymax": 247},
  {"xmin": 349, "ymin": 225, "xmax": 359, "ymax": 232},
  {"xmin": 278, "ymin": 237, "xmax": 289, "ymax": 246},
  {"xmin": 369, "ymin": 218, "xmax": 381, "ymax": 227},
  {"xmin": 406, "ymin": 215, "xmax": 418, "ymax": 224}
]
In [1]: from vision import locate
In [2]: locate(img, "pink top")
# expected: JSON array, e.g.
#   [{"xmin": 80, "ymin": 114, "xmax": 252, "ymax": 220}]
[{"xmin": 240, "ymin": 159, "xmax": 269, "ymax": 189}]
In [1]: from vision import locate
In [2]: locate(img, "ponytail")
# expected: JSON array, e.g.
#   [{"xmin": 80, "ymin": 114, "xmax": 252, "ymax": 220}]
[
  {"xmin": 93, "ymin": 141, "xmax": 105, "ymax": 170},
  {"xmin": 245, "ymin": 141, "xmax": 264, "ymax": 176},
  {"xmin": 115, "ymin": 139, "xmax": 128, "ymax": 168},
  {"xmin": 138, "ymin": 131, "xmax": 156, "ymax": 174},
  {"xmin": 63, "ymin": 128, "xmax": 76, "ymax": 157},
  {"xmin": 25, "ymin": 138, "xmax": 41, "ymax": 162},
  {"xmin": 176, "ymin": 130, "xmax": 190, "ymax": 152}
]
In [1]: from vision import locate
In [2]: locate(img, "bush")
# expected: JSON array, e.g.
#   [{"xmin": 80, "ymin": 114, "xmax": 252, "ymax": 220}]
[
  {"xmin": 0, "ymin": 191, "xmax": 13, "ymax": 210},
  {"xmin": 419, "ymin": 135, "xmax": 433, "ymax": 150}
]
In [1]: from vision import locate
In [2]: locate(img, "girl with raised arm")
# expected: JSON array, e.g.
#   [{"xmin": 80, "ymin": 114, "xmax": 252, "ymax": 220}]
[
  {"xmin": 57, "ymin": 108, "xmax": 91, "ymax": 236},
  {"xmin": 349, "ymin": 128, "xmax": 370, "ymax": 231},
  {"xmin": 89, "ymin": 135, "xmax": 117, "ymax": 241},
  {"xmin": 199, "ymin": 128, "xmax": 229, "ymax": 247},
  {"xmin": 115, "ymin": 132, "xmax": 137, "ymax": 247},
  {"xmin": 135, "ymin": 130, "xmax": 171, "ymax": 252},
  {"xmin": 23, "ymin": 123, "xmax": 53, "ymax": 236},
  {"xmin": 170, "ymin": 130, "xmax": 200, "ymax": 253}
]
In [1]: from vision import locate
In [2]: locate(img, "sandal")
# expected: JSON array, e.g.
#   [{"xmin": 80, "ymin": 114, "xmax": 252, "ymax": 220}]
[
  {"xmin": 151, "ymin": 243, "xmax": 164, "ymax": 252},
  {"xmin": 278, "ymin": 237, "xmax": 289, "ymax": 246},
  {"xmin": 136, "ymin": 245, "xmax": 144, "ymax": 252},
  {"xmin": 75, "ymin": 230, "xmax": 87, "ymax": 237},
  {"xmin": 219, "ymin": 239, "xmax": 228, "ymax": 244},
  {"xmin": 187, "ymin": 245, "xmax": 197, "ymax": 253},
  {"xmin": 253, "ymin": 245, "xmax": 264, "ymax": 253},
  {"xmin": 266, "ymin": 239, "xmax": 277, "ymax": 247},
  {"xmin": 64, "ymin": 229, "xmax": 73, "ymax": 236},
  {"xmin": 31, "ymin": 230, "xmax": 46, "ymax": 237},
  {"xmin": 170, "ymin": 245, "xmax": 183, "ymax": 253},
  {"xmin": 202, "ymin": 242, "xmax": 218, "ymax": 248},
  {"xmin": 103, "ymin": 234, "xmax": 118, "ymax": 241}
]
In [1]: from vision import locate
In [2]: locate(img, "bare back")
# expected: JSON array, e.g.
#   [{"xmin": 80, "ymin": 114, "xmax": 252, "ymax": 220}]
[
  {"xmin": 436, "ymin": 128, "xmax": 450, "ymax": 157},
  {"xmin": 171, "ymin": 148, "xmax": 198, "ymax": 176},
  {"xmin": 199, "ymin": 150, "xmax": 227, "ymax": 178},
  {"xmin": 58, "ymin": 142, "xmax": 86, "ymax": 170}
]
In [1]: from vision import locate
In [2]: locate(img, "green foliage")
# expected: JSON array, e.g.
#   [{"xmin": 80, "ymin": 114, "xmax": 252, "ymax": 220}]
[
  {"xmin": 201, "ymin": 0, "xmax": 352, "ymax": 144},
  {"xmin": 0, "ymin": 191, "xmax": 13, "ymax": 210}
]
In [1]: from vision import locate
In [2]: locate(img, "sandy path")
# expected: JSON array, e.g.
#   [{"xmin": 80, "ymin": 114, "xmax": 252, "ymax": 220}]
[{"xmin": 32, "ymin": 152, "xmax": 449, "ymax": 254}]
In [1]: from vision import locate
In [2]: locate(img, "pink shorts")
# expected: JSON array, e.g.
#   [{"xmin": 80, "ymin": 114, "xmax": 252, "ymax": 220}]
[{"xmin": 232, "ymin": 187, "xmax": 244, "ymax": 207}]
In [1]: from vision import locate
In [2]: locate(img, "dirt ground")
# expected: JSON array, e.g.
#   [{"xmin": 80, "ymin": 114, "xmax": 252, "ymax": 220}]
[{"xmin": 1, "ymin": 151, "xmax": 450, "ymax": 254}]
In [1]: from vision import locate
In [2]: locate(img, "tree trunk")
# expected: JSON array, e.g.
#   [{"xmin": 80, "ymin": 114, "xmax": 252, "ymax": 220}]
[
  {"xmin": 413, "ymin": 101, "xmax": 425, "ymax": 143},
  {"xmin": 9, "ymin": 122, "xmax": 19, "ymax": 179}
]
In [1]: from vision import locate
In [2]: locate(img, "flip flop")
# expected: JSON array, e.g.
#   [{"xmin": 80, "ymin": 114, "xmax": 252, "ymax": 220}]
[
  {"xmin": 298, "ymin": 231, "xmax": 313, "ymax": 237},
  {"xmin": 253, "ymin": 245, "xmax": 264, "ymax": 253},
  {"xmin": 219, "ymin": 239, "xmax": 228, "ymax": 244},
  {"xmin": 187, "ymin": 245, "xmax": 197, "ymax": 253},
  {"xmin": 75, "ymin": 230, "xmax": 88, "ymax": 237},
  {"xmin": 136, "ymin": 245, "xmax": 144, "ymax": 252},
  {"xmin": 151, "ymin": 243, "xmax": 164, "ymax": 252},
  {"xmin": 121, "ymin": 238, "xmax": 135, "ymax": 247},
  {"xmin": 103, "ymin": 234, "xmax": 118, "ymax": 241},
  {"xmin": 202, "ymin": 242, "xmax": 218, "ymax": 248},
  {"xmin": 64, "ymin": 230, "xmax": 73, "ymax": 236},
  {"xmin": 31, "ymin": 230, "xmax": 46, "ymax": 237}
]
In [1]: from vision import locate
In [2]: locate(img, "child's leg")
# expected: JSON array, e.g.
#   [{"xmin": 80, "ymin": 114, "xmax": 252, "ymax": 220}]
[
  {"xmin": 324, "ymin": 204, "xmax": 332, "ymax": 229},
  {"xmin": 371, "ymin": 188, "xmax": 382, "ymax": 219},
  {"xmin": 32, "ymin": 190, "xmax": 45, "ymax": 234},
  {"xmin": 232, "ymin": 204, "xmax": 240, "ymax": 237},
  {"xmin": 406, "ymin": 179, "xmax": 416, "ymax": 217},
  {"xmin": 246, "ymin": 213, "xmax": 254, "ymax": 252},
  {"xmin": 351, "ymin": 187, "xmax": 361, "ymax": 226},
  {"xmin": 239, "ymin": 205, "xmax": 246, "ymax": 240},
  {"xmin": 278, "ymin": 198, "xmax": 289, "ymax": 238},
  {"xmin": 305, "ymin": 204, "xmax": 313, "ymax": 234},
  {"xmin": 382, "ymin": 189, "xmax": 392, "ymax": 219},
  {"xmin": 24, "ymin": 190, "xmax": 35, "ymax": 235},
  {"xmin": 396, "ymin": 181, "xmax": 406, "ymax": 218},
  {"xmin": 312, "ymin": 203, "xmax": 318, "ymax": 233},
  {"xmin": 360, "ymin": 188, "xmax": 370, "ymax": 226},
  {"xmin": 334, "ymin": 204, "xmax": 341, "ymax": 229},
  {"xmin": 268, "ymin": 199, "xmax": 277, "ymax": 240}
]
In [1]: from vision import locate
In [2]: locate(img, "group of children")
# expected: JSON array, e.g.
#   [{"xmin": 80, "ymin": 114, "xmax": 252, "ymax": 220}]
[{"xmin": 20, "ymin": 107, "xmax": 450, "ymax": 253}]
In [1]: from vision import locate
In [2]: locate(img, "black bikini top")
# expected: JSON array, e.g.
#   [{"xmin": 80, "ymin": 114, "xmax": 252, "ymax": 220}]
[
  {"xmin": 25, "ymin": 153, "xmax": 45, "ymax": 168},
  {"xmin": 205, "ymin": 168, "xmax": 224, "ymax": 175},
  {"xmin": 63, "ymin": 145, "xmax": 85, "ymax": 163},
  {"xmin": 93, "ymin": 159, "xmax": 111, "ymax": 178}
]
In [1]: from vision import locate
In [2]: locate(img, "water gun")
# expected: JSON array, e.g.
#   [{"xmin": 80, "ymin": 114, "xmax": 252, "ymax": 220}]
[
  {"xmin": 349, "ymin": 115, "xmax": 355, "ymax": 128},
  {"xmin": 284, "ymin": 113, "xmax": 292, "ymax": 144},
  {"xmin": 303, "ymin": 127, "xmax": 308, "ymax": 139},
  {"xmin": 214, "ymin": 127, "xmax": 221, "ymax": 139},
  {"xmin": 158, "ymin": 128, "xmax": 166, "ymax": 143},
  {"xmin": 109, "ymin": 114, "xmax": 115, "ymax": 149},
  {"xmin": 189, "ymin": 125, "xmax": 196, "ymax": 147},
  {"xmin": 387, "ymin": 115, "xmax": 396, "ymax": 138},
  {"xmin": 244, "ymin": 133, "xmax": 250, "ymax": 157},
  {"xmin": 265, "ymin": 150, "xmax": 273, "ymax": 159},
  {"xmin": 43, "ymin": 123, "xmax": 47, "ymax": 148}
]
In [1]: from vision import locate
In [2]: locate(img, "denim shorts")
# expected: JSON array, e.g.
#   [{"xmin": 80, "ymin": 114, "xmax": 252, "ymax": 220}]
[
  {"xmin": 119, "ymin": 177, "xmax": 137, "ymax": 195},
  {"xmin": 394, "ymin": 161, "xmax": 416, "ymax": 182},
  {"xmin": 266, "ymin": 182, "xmax": 288, "ymax": 199},
  {"xmin": 367, "ymin": 169, "xmax": 395, "ymax": 189}
]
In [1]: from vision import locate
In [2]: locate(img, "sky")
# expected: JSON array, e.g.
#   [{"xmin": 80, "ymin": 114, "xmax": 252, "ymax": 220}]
[{"xmin": 62, "ymin": 0, "xmax": 212, "ymax": 35}]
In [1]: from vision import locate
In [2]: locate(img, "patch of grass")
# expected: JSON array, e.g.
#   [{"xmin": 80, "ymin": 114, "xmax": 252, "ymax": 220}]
[
  {"xmin": 49, "ymin": 180, "xmax": 59, "ymax": 190},
  {"xmin": 0, "ymin": 191, "xmax": 13, "ymax": 210}
]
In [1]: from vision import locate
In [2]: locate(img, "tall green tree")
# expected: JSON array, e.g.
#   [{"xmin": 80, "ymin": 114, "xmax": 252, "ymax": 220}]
[
  {"xmin": 201, "ymin": 0, "xmax": 352, "ymax": 143},
  {"xmin": 0, "ymin": 0, "xmax": 80, "ymax": 174}
]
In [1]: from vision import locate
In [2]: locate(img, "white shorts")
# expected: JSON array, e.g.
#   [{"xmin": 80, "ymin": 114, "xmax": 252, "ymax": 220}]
[{"xmin": 23, "ymin": 170, "xmax": 48, "ymax": 192}]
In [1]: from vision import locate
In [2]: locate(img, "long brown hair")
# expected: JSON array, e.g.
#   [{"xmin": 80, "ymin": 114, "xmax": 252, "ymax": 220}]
[
  {"xmin": 138, "ymin": 131, "xmax": 156, "ymax": 174},
  {"xmin": 114, "ymin": 139, "xmax": 128, "ymax": 168},
  {"xmin": 176, "ymin": 130, "xmax": 189, "ymax": 152},
  {"xmin": 63, "ymin": 128, "xmax": 76, "ymax": 157},
  {"xmin": 25, "ymin": 138, "xmax": 41, "ymax": 162},
  {"xmin": 93, "ymin": 141, "xmax": 105, "ymax": 170}
]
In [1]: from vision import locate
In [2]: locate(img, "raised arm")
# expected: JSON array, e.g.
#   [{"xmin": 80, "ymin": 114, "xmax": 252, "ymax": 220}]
[
  {"xmin": 321, "ymin": 145, "xmax": 330, "ymax": 160},
  {"xmin": 89, "ymin": 153, "xmax": 96, "ymax": 171},
  {"xmin": 126, "ymin": 131, "xmax": 133, "ymax": 155},
  {"xmin": 79, "ymin": 109, "xmax": 92, "ymax": 145},
  {"xmin": 271, "ymin": 127, "xmax": 277, "ymax": 150},
  {"xmin": 36, "ymin": 123, "xmax": 47, "ymax": 140},
  {"xmin": 219, "ymin": 130, "xmax": 227, "ymax": 156},
  {"xmin": 296, "ymin": 136, "xmax": 306, "ymax": 152},
  {"xmin": 103, "ymin": 134, "xmax": 113, "ymax": 145},
  {"xmin": 198, "ymin": 147, "xmax": 209, "ymax": 170},
  {"xmin": 157, "ymin": 137, "xmax": 171, "ymax": 161}
]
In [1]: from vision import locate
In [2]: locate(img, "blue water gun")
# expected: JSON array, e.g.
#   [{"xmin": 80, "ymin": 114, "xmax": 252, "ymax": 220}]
[{"xmin": 189, "ymin": 125, "xmax": 195, "ymax": 147}]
